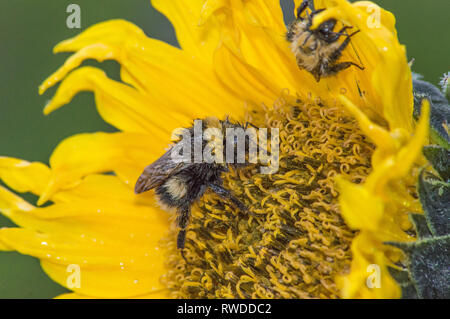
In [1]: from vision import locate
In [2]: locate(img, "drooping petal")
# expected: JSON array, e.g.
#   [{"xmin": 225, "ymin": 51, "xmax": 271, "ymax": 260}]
[
  {"xmin": 151, "ymin": 0, "xmax": 221, "ymax": 65},
  {"xmin": 41, "ymin": 20, "xmax": 246, "ymax": 130},
  {"xmin": 51, "ymin": 174, "xmax": 153, "ymax": 205},
  {"xmin": 0, "ymin": 157, "xmax": 50, "ymax": 196},
  {"xmin": 213, "ymin": 44, "xmax": 282, "ymax": 106},
  {"xmin": 55, "ymin": 289, "xmax": 169, "ymax": 299},
  {"xmin": 364, "ymin": 100, "xmax": 429, "ymax": 195},
  {"xmin": 153, "ymin": 0, "xmax": 286, "ymax": 64},
  {"xmin": 37, "ymin": 132, "xmax": 165, "ymax": 205},
  {"xmin": 311, "ymin": 0, "xmax": 413, "ymax": 132},
  {"xmin": 42, "ymin": 66, "xmax": 190, "ymax": 134},
  {"xmin": 336, "ymin": 177, "xmax": 384, "ymax": 231},
  {"xmin": 336, "ymin": 92, "xmax": 430, "ymax": 298},
  {"xmin": 0, "ymin": 186, "xmax": 34, "ymax": 217},
  {"xmin": 0, "ymin": 181, "xmax": 170, "ymax": 298},
  {"xmin": 209, "ymin": 3, "xmax": 310, "ymax": 97},
  {"xmin": 337, "ymin": 234, "xmax": 401, "ymax": 299}
]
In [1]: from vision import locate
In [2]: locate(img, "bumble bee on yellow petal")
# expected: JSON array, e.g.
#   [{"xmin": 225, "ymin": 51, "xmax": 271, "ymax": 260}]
[{"xmin": 286, "ymin": 0, "xmax": 364, "ymax": 82}]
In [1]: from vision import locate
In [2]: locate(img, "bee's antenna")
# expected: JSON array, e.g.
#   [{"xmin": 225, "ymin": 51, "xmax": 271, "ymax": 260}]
[
  {"xmin": 348, "ymin": 30, "xmax": 364, "ymax": 69},
  {"xmin": 297, "ymin": 0, "xmax": 316, "ymax": 20}
]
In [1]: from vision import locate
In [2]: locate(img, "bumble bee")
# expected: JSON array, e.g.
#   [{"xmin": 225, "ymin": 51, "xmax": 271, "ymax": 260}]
[
  {"xmin": 135, "ymin": 117, "xmax": 252, "ymax": 260},
  {"xmin": 286, "ymin": 0, "xmax": 364, "ymax": 82}
]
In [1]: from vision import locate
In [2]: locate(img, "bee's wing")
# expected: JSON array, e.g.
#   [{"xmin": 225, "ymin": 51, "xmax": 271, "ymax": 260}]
[{"xmin": 134, "ymin": 148, "xmax": 186, "ymax": 194}]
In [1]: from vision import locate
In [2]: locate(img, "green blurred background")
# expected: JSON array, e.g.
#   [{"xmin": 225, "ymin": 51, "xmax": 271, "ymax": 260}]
[{"xmin": 0, "ymin": 0, "xmax": 448, "ymax": 298}]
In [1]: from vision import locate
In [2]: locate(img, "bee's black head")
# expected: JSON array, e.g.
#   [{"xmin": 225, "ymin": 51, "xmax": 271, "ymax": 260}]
[{"xmin": 314, "ymin": 19, "xmax": 337, "ymax": 43}]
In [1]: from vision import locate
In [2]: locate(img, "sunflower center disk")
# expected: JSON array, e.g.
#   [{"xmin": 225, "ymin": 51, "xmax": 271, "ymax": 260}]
[{"xmin": 160, "ymin": 94, "xmax": 375, "ymax": 298}]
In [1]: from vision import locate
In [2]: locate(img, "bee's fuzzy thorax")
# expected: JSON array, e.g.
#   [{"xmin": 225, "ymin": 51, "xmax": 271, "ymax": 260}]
[{"xmin": 288, "ymin": 20, "xmax": 341, "ymax": 73}]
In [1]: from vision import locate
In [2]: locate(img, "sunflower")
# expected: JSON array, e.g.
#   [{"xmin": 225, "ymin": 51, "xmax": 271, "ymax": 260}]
[{"xmin": 0, "ymin": 0, "xmax": 431, "ymax": 299}]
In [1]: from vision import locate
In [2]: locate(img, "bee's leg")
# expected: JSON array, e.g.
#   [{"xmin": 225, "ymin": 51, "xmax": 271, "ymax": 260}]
[
  {"xmin": 176, "ymin": 205, "xmax": 192, "ymax": 264},
  {"xmin": 326, "ymin": 26, "xmax": 353, "ymax": 43},
  {"xmin": 328, "ymin": 30, "xmax": 363, "ymax": 65},
  {"xmin": 311, "ymin": 66, "xmax": 322, "ymax": 82},
  {"xmin": 245, "ymin": 122, "xmax": 259, "ymax": 129},
  {"xmin": 297, "ymin": 0, "xmax": 311, "ymax": 20},
  {"xmin": 310, "ymin": 9, "xmax": 325, "ymax": 17},
  {"xmin": 327, "ymin": 61, "xmax": 364, "ymax": 76},
  {"xmin": 209, "ymin": 183, "xmax": 250, "ymax": 214},
  {"xmin": 177, "ymin": 229, "xmax": 189, "ymax": 262},
  {"xmin": 337, "ymin": 25, "xmax": 352, "ymax": 34}
]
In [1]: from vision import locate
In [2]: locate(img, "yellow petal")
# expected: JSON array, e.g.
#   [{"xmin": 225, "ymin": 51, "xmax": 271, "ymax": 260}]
[
  {"xmin": 41, "ymin": 259, "xmax": 165, "ymax": 298},
  {"xmin": 38, "ymin": 132, "xmax": 165, "ymax": 205},
  {"xmin": 55, "ymin": 293, "xmax": 94, "ymax": 299},
  {"xmin": 42, "ymin": 66, "xmax": 189, "ymax": 134},
  {"xmin": 153, "ymin": 0, "xmax": 289, "ymax": 66},
  {"xmin": 0, "ymin": 157, "xmax": 50, "ymax": 196},
  {"xmin": 338, "ymin": 234, "xmax": 401, "ymax": 299},
  {"xmin": 152, "ymin": 0, "xmax": 221, "ymax": 65},
  {"xmin": 213, "ymin": 44, "xmax": 281, "ymax": 105},
  {"xmin": 231, "ymin": 15, "xmax": 306, "ymax": 96},
  {"xmin": 353, "ymin": 1, "xmax": 397, "ymax": 34},
  {"xmin": 339, "ymin": 95, "xmax": 396, "ymax": 152},
  {"xmin": 365, "ymin": 100, "xmax": 430, "ymax": 195},
  {"xmin": 0, "ymin": 185, "xmax": 34, "ymax": 217},
  {"xmin": 41, "ymin": 20, "xmax": 245, "ymax": 125},
  {"xmin": 52, "ymin": 174, "xmax": 153, "ymax": 205},
  {"xmin": 311, "ymin": 0, "xmax": 413, "ymax": 132},
  {"xmin": 0, "ymin": 181, "xmax": 169, "ymax": 298},
  {"xmin": 55, "ymin": 289, "xmax": 170, "ymax": 299},
  {"xmin": 337, "ymin": 177, "xmax": 384, "ymax": 231},
  {"xmin": 0, "ymin": 241, "xmax": 12, "ymax": 251},
  {"xmin": 201, "ymin": 0, "xmax": 286, "ymax": 33},
  {"xmin": 2, "ymin": 191, "xmax": 168, "ymax": 248}
]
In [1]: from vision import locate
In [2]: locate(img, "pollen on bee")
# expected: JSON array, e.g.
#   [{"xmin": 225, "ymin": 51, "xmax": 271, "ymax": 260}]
[{"xmin": 164, "ymin": 177, "xmax": 188, "ymax": 200}]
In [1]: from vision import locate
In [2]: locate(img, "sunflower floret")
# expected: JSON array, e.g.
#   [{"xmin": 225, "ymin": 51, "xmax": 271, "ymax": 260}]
[{"xmin": 160, "ymin": 95, "xmax": 376, "ymax": 299}]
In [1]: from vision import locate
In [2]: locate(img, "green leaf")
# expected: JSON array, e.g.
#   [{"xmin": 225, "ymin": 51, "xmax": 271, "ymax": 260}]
[
  {"xmin": 418, "ymin": 171, "xmax": 450, "ymax": 236},
  {"xmin": 399, "ymin": 283, "xmax": 419, "ymax": 299},
  {"xmin": 409, "ymin": 213, "xmax": 432, "ymax": 239},
  {"xmin": 388, "ymin": 267, "xmax": 411, "ymax": 284},
  {"xmin": 423, "ymin": 145, "xmax": 450, "ymax": 181},
  {"xmin": 413, "ymin": 79, "xmax": 450, "ymax": 147},
  {"xmin": 388, "ymin": 267, "xmax": 419, "ymax": 299},
  {"xmin": 387, "ymin": 235, "xmax": 450, "ymax": 299},
  {"xmin": 430, "ymin": 128, "xmax": 450, "ymax": 150}
]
